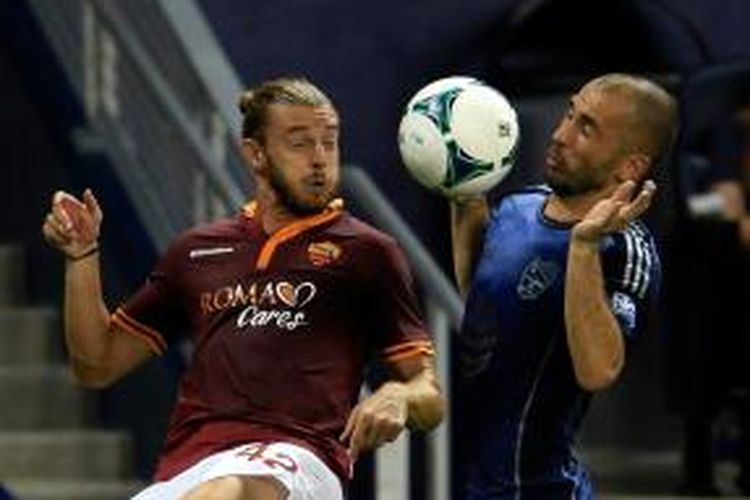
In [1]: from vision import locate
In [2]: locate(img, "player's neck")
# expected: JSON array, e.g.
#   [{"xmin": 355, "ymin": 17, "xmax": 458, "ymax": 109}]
[
  {"xmin": 259, "ymin": 205, "xmax": 301, "ymax": 234},
  {"xmin": 255, "ymin": 187, "xmax": 333, "ymax": 234},
  {"xmin": 544, "ymin": 189, "xmax": 606, "ymax": 224},
  {"xmin": 253, "ymin": 187, "xmax": 295, "ymax": 233}
]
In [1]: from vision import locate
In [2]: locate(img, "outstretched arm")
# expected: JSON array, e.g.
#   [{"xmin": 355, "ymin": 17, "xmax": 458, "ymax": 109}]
[
  {"xmin": 565, "ymin": 180, "xmax": 655, "ymax": 391},
  {"xmin": 42, "ymin": 190, "xmax": 152, "ymax": 388},
  {"xmin": 340, "ymin": 354, "xmax": 444, "ymax": 462},
  {"xmin": 451, "ymin": 197, "xmax": 489, "ymax": 298}
]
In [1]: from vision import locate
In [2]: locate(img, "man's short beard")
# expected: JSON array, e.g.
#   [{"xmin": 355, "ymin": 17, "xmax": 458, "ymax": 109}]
[
  {"xmin": 543, "ymin": 163, "xmax": 608, "ymax": 198},
  {"xmin": 268, "ymin": 160, "xmax": 336, "ymax": 215},
  {"xmin": 543, "ymin": 169, "xmax": 577, "ymax": 197},
  {"xmin": 545, "ymin": 175, "xmax": 584, "ymax": 197}
]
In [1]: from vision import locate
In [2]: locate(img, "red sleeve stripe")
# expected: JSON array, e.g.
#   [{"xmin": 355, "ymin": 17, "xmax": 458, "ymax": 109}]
[
  {"xmin": 381, "ymin": 345, "xmax": 435, "ymax": 363},
  {"xmin": 111, "ymin": 308, "xmax": 168, "ymax": 355}
]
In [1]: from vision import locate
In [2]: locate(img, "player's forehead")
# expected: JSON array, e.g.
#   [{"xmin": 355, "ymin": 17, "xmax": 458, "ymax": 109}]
[
  {"xmin": 571, "ymin": 83, "xmax": 630, "ymax": 128},
  {"xmin": 265, "ymin": 103, "xmax": 339, "ymax": 134}
]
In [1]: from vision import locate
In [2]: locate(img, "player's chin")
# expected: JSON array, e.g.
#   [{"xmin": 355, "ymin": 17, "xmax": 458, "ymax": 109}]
[
  {"xmin": 544, "ymin": 153, "xmax": 565, "ymax": 173},
  {"xmin": 293, "ymin": 192, "xmax": 336, "ymax": 214},
  {"xmin": 542, "ymin": 170, "xmax": 577, "ymax": 197},
  {"xmin": 542, "ymin": 164, "xmax": 563, "ymax": 186}
]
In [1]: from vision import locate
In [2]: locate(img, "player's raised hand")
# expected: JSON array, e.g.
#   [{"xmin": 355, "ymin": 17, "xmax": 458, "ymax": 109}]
[
  {"xmin": 42, "ymin": 189, "xmax": 103, "ymax": 259},
  {"xmin": 340, "ymin": 382, "xmax": 409, "ymax": 463},
  {"xmin": 572, "ymin": 180, "xmax": 656, "ymax": 243}
]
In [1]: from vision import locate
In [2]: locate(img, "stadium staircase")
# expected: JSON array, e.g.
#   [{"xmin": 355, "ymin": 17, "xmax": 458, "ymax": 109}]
[{"xmin": 0, "ymin": 245, "xmax": 143, "ymax": 500}]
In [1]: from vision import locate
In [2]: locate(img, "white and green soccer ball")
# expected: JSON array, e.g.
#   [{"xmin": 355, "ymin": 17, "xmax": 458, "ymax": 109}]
[{"xmin": 398, "ymin": 76, "xmax": 519, "ymax": 198}]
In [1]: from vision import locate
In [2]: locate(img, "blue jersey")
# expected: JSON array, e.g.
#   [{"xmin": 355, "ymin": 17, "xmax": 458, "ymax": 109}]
[{"xmin": 456, "ymin": 186, "xmax": 660, "ymax": 499}]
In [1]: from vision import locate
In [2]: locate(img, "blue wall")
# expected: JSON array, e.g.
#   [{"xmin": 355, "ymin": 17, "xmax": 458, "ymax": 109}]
[{"xmin": 197, "ymin": 0, "xmax": 750, "ymax": 269}]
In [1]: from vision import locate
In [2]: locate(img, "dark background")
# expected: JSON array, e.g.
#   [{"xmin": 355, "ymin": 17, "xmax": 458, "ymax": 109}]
[{"xmin": 2, "ymin": 0, "xmax": 750, "ymax": 493}]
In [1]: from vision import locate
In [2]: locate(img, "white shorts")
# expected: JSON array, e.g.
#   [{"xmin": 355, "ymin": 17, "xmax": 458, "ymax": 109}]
[{"xmin": 131, "ymin": 442, "xmax": 343, "ymax": 500}]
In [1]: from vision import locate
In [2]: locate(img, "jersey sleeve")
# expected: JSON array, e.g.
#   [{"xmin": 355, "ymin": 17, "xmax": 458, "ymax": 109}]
[
  {"xmin": 600, "ymin": 223, "xmax": 662, "ymax": 341},
  {"xmin": 366, "ymin": 237, "xmax": 434, "ymax": 364},
  {"xmin": 111, "ymin": 238, "xmax": 189, "ymax": 355}
]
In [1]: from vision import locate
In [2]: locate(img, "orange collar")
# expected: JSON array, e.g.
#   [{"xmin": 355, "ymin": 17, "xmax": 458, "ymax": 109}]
[
  {"xmin": 242, "ymin": 199, "xmax": 344, "ymax": 270},
  {"xmin": 241, "ymin": 198, "xmax": 344, "ymax": 220}
]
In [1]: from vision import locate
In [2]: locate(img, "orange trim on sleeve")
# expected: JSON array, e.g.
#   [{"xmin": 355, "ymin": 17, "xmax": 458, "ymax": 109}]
[
  {"xmin": 382, "ymin": 346, "xmax": 435, "ymax": 363},
  {"xmin": 379, "ymin": 339, "xmax": 435, "ymax": 362},
  {"xmin": 381, "ymin": 339, "xmax": 434, "ymax": 356},
  {"xmin": 111, "ymin": 308, "xmax": 168, "ymax": 355},
  {"xmin": 255, "ymin": 200, "xmax": 344, "ymax": 270}
]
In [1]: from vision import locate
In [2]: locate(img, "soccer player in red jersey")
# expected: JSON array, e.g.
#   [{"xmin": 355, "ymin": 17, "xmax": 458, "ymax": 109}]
[{"xmin": 42, "ymin": 77, "xmax": 444, "ymax": 500}]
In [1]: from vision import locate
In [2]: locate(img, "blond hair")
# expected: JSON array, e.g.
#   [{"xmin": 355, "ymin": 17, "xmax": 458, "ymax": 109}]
[{"xmin": 238, "ymin": 77, "xmax": 334, "ymax": 140}]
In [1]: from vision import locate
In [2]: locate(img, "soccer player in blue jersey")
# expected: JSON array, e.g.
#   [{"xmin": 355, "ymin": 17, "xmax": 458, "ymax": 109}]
[{"xmin": 451, "ymin": 73, "xmax": 678, "ymax": 499}]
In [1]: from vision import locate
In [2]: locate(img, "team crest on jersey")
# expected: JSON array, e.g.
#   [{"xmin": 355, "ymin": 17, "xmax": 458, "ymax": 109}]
[
  {"xmin": 517, "ymin": 257, "xmax": 559, "ymax": 300},
  {"xmin": 307, "ymin": 241, "xmax": 342, "ymax": 267}
]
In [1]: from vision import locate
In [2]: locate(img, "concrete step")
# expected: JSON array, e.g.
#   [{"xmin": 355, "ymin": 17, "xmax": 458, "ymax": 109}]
[
  {"xmin": 601, "ymin": 496, "xmax": 741, "ymax": 500},
  {"xmin": 584, "ymin": 448, "xmax": 681, "ymax": 495},
  {"xmin": 0, "ymin": 366, "xmax": 93, "ymax": 429},
  {"xmin": 0, "ymin": 308, "xmax": 62, "ymax": 365},
  {"xmin": 583, "ymin": 448, "xmax": 744, "ymax": 497},
  {"xmin": 0, "ymin": 246, "xmax": 25, "ymax": 307},
  {"xmin": 5, "ymin": 479, "xmax": 145, "ymax": 500},
  {"xmin": 0, "ymin": 430, "xmax": 132, "ymax": 480}
]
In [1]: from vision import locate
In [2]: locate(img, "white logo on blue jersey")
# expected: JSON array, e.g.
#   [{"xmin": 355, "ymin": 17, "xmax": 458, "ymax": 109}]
[
  {"xmin": 517, "ymin": 257, "xmax": 559, "ymax": 300},
  {"xmin": 611, "ymin": 291, "xmax": 637, "ymax": 334}
]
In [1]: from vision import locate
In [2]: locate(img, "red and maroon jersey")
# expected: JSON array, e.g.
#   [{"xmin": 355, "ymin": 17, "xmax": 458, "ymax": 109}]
[{"xmin": 111, "ymin": 200, "xmax": 433, "ymax": 483}]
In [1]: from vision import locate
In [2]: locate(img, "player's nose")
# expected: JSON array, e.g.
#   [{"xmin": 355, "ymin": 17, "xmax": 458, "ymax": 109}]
[
  {"xmin": 311, "ymin": 142, "xmax": 328, "ymax": 169},
  {"xmin": 551, "ymin": 118, "xmax": 571, "ymax": 146}
]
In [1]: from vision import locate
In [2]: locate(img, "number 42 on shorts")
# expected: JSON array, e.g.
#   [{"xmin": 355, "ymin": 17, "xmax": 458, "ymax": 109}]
[{"xmin": 235, "ymin": 443, "xmax": 300, "ymax": 473}]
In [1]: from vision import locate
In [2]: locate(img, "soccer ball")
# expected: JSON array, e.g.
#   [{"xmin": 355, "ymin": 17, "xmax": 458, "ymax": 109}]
[{"xmin": 397, "ymin": 76, "xmax": 519, "ymax": 198}]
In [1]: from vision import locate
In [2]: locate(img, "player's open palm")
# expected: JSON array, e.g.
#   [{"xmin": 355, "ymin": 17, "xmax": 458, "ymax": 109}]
[
  {"xmin": 340, "ymin": 382, "xmax": 408, "ymax": 462},
  {"xmin": 42, "ymin": 189, "xmax": 102, "ymax": 258},
  {"xmin": 572, "ymin": 180, "xmax": 656, "ymax": 242}
]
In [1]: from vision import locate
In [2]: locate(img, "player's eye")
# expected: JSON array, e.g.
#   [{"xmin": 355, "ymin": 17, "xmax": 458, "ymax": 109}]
[
  {"xmin": 322, "ymin": 136, "xmax": 338, "ymax": 150},
  {"xmin": 574, "ymin": 113, "xmax": 596, "ymax": 138},
  {"xmin": 579, "ymin": 121, "xmax": 592, "ymax": 137},
  {"xmin": 289, "ymin": 136, "xmax": 313, "ymax": 149}
]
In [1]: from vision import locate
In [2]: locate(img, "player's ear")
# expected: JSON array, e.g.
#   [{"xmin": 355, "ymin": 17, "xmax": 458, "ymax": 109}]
[
  {"xmin": 241, "ymin": 138, "xmax": 266, "ymax": 173},
  {"xmin": 616, "ymin": 153, "xmax": 650, "ymax": 184}
]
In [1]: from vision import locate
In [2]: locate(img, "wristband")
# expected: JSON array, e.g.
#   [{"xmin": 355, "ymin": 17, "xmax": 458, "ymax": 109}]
[{"xmin": 66, "ymin": 246, "xmax": 99, "ymax": 262}]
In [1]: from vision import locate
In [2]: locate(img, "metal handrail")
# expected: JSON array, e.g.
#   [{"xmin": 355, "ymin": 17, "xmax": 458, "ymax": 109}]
[{"xmin": 342, "ymin": 167, "xmax": 463, "ymax": 330}]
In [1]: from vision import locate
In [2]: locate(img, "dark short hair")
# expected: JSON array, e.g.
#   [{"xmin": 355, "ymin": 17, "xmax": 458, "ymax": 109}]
[{"xmin": 590, "ymin": 73, "xmax": 678, "ymax": 167}]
